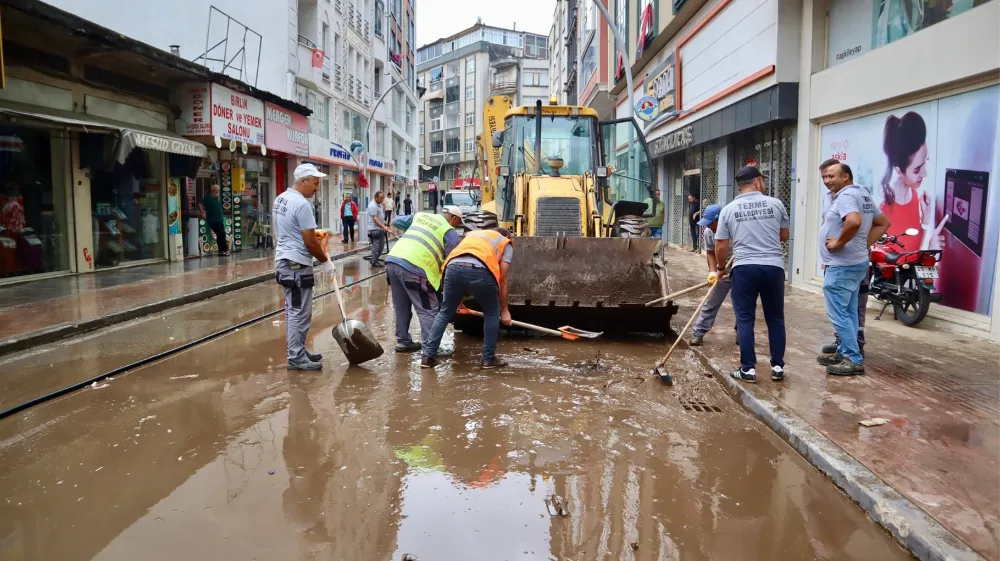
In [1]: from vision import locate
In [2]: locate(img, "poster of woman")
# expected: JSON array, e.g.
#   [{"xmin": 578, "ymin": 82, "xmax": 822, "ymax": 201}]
[{"xmin": 818, "ymin": 85, "xmax": 999, "ymax": 316}]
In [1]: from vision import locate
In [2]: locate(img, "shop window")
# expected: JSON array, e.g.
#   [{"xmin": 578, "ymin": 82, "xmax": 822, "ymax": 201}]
[
  {"xmin": 0, "ymin": 124, "xmax": 71, "ymax": 278},
  {"xmin": 87, "ymin": 142, "xmax": 165, "ymax": 268}
]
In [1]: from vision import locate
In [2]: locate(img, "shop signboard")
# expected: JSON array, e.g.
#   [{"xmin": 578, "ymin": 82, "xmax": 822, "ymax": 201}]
[
  {"xmin": 641, "ymin": 53, "xmax": 676, "ymax": 128},
  {"xmin": 264, "ymin": 102, "xmax": 309, "ymax": 156},
  {"xmin": 827, "ymin": 0, "xmax": 987, "ymax": 68},
  {"xmin": 179, "ymin": 83, "xmax": 265, "ymax": 145},
  {"xmin": 816, "ymin": 85, "xmax": 999, "ymax": 316},
  {"xmin": 167, "ymin": 178, "xmax": 181, "ymax": 235}
]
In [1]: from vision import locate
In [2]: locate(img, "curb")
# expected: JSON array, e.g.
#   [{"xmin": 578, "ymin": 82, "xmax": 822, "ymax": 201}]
[
  {"xmin": 0, "ymin": 246, "xmax": 371, "ymax": 358},
  {"xmin": 695, "ymin": 353, "xmax": 985, "ymax": 561}
]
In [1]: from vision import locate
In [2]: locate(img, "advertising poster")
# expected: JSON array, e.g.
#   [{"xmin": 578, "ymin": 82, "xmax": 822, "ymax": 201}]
[
  {"xmin": 827, "ymin": 0, "xmax": 990, "ymax": 67},
  {"xmin": 167, "ymin": 177, "xmax": 181, "ymax": 236},
  {"xmin": 817, "ymin": 85, "xmax": 999, "ymax": 316}
]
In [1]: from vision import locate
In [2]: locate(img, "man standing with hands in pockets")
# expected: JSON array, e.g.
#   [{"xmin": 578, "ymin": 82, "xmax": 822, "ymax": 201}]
[
  {"xmin": 713, "ymin": 166, "xmax": 790, "ymax": 383},
  {"xmin": 817, "ymin": 161, "xmax": 890, "ymax": 376}
]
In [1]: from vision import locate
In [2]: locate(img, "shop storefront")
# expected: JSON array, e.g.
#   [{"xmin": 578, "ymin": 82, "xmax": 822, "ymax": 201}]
[
  {"xmin": 792, "ymin": 0, "xmax": 999, "ymax": 339},
  {"xmin": 0, "ymin": 121, "xmax": 71, "ymax": 279},
  {"xmin": 1, "ymin": 95, "xmax": 207, "ymax": 279},
  {"xmin": 177, "ymin": 82, "xmax": 270, "ymax": 256}
]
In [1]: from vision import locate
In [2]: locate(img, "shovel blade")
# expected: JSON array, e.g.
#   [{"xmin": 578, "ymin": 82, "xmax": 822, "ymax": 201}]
[
  {"xmin": 332, "ymin": 319, "xmax": 384, "ymax": 365},
  {"xmin": 652, "ymin": 366, "xmax": 673, "ymax": 385},
  {"xmin": 558, "ymin": 326, "xmax": 603, "ymax": 339}
]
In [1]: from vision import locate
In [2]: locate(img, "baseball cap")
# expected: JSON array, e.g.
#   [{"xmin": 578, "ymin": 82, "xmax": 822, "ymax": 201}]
[
  {"xmin": 293, "ymin": 163, "xmax": 327, "ymax": 181},
  {"xmin": 697, "ymin": 204, "xmax": 722, "ymax": 226},
  {"xmin": 735, "ymin": 165, "xmax": 765, "ymax": 184},
  {"xmin": 441, "ymin": 205, "xmax": 466, "ymax": 226}
]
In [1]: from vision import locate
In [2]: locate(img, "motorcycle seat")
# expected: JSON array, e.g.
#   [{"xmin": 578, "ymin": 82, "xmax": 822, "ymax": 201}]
[{"xmin": 884, "ymin": 252, "xmax": 901, "ymax": 264}]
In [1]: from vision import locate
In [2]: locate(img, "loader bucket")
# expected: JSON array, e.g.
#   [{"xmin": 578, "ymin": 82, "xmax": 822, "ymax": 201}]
[{"xmin": 455, "ymin": 236, "xmax": 678, "ymax": 335}]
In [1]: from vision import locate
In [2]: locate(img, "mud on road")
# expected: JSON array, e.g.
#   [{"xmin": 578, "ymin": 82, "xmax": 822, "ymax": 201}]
[{"xmin": 0, "ymin": 258, "xmax": 911, "ymax": 560}]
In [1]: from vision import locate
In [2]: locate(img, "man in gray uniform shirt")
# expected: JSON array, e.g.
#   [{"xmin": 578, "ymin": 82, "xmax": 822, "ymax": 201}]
[
  {"xmin": 714, "ymin": 166, "xmax": 790, "ymax": 384},
  {"xmin": 817, "ymin": 161, "xmax": 890, "ymax": 376},
  {"xmin": 273, "ymin": 163, "xmax": 337, "ymax": 371}
]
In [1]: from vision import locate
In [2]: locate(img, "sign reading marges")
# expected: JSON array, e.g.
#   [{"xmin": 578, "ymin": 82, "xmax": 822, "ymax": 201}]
[{"xmin": 641, "ymin": 53, "xmax": 676, "ymax": 128}]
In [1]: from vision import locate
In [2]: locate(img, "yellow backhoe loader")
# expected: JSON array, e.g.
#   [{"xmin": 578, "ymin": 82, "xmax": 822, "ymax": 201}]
[{"xmin": 458, "ymin": 96, "xmax": 676, "ymax": 335}]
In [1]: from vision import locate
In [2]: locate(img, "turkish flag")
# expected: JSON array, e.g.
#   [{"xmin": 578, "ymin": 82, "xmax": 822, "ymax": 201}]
[
  {"xmin": 312, "ymin": 49, "xmax": 324, "ymax": 68},
  {"xmin": 358, "ymin": 173, "xmax": 369, "ymax": 189}
]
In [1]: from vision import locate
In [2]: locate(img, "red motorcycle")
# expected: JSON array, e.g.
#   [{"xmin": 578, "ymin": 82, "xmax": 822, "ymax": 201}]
[{"xmin": 869, "ymin": 227, "xmax": 943, "ymax": 326}]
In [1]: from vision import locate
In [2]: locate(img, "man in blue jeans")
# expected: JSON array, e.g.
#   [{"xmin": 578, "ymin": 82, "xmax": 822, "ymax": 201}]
[
  {"xmin": 422, "ymin": 227, "xmax": 514, "ymax": 369},
  {"xmin": 713, "ymin": 166, "xmax": 790, "ymax": 383},
  {"xmin": 817, "ymin": 161, "xmax": 890, "ymax": 375}
]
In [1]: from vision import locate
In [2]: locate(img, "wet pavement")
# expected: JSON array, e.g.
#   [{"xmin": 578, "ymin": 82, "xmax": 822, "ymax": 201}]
[
  {"xmin": 0, "ymin": 255, "xmax": 910, "ymax": 561},
  {"xmin": 0, "ymin": 258, "xmax": 376, "ymax": 411},
  {"xmin": 0, "ymin": 242, "xmax": 367, "ymax": 344},
  {"xmin": 660, "ymin": 247, "xmax": 1000, "ymax": 560}
]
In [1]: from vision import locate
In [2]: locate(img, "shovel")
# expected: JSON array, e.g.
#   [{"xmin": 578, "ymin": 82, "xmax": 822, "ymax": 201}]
[
  {"xmin": 329, "ymin": 265, "xmax": 384, "ymax": 365},
  {"xmin": 456, "ymin": 307, "xmax": 602, "ymax": 341},
  {"xmin": 652, "ymin": 275, "xmax": 726, "ymax": 385}
]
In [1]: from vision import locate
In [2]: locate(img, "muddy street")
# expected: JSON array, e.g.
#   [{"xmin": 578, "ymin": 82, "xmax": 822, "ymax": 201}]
[{"xmin": 0, "ymin": 257, "xmax": 910, "ymax": 561}]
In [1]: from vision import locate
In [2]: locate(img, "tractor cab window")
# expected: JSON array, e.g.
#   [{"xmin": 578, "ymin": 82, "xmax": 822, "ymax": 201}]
[
  {"xmin": 511, "ymin": 115, "xmax": 594, "ymax": 176},
  {"xmin": 600, "ymin": 119, "xmax": 655, "ymax": 206}
]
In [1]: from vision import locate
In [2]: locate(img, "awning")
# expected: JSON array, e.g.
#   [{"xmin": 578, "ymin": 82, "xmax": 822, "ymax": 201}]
[
  {"xmin": 0, "ymin": 102, "xmax": 208, "ymax": 163},
  {"xmin": 420, "ymin": 88, "xmax": 444, "ymax": 102}
]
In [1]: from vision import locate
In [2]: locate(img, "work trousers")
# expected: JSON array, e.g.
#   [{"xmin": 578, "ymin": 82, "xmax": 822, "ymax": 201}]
[
  {"xmin": 369, "ymin": 230, "xmax": 385, "ymax": 263},
  {"xmin": 689, "ymin": 223, "xmax": 700, "ymax": 250},
  {"xmin": 423, "ymin": 264, "xmax": 501, "ymax": 361},
  {"xmin": 275, "ymin": 259, "xmax": 314, "ymax": 363},
  {"xmin": 730, "ymin": 264, "xmax": 786, "ymax": 371},
  {"xmin": 387, "ymin": 262, "xmax": 440, "ymax": 345},
  {"xmin": 342, "ymin": 216, "xmax": 355, "ymax": 242},
  {"xmin": 692, "ymin": 276, "xmax": 733, "ymax": 336},
  {"xmin": 823, "ymin": 262, "xmax": 869, "ymax": 365}
]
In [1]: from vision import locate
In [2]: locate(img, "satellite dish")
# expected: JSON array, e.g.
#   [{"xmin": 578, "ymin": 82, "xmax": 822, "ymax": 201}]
[
  {"xmin": 214, "ymin": 136, "xmax": 223, "ymax": 149},
  {"xmin": 229, "ymin": 139, "xmax": 237, "ymax": 152}
]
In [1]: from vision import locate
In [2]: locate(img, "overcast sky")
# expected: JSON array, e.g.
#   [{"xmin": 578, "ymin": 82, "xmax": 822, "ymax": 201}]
[{"xmin": 415, "ymin": 0, "xmax": 557, "ymax": 49}]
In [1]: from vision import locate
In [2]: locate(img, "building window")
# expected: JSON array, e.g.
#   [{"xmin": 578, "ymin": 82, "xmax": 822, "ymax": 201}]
[
  {"xmin": 341, "ymin": 109, "xmax": 352, "ymax": 145},
  {"xmin": 616, "ymin": 0, "xmax": 628, "ymax": 60},
  {"xmin": 431, "ymin": 116, "xmax": 442, "ymax": 131},
  {"xmin": 446, "ymin": 85, "xmax": 460, "ymax": 103},
  {"xmin": 525, "ymin": 70, "xmax": 549, "ymax": 87},
  {"xmin": 525, "ymin": 35, "xmax": 549, "ymax": 59},
  {"xmin": 465, "ymin": 86, "xmax": 475, "ymax": 100},
  {"xmin": 465, "ymin": 112, "xmax": 475, "ymax": 126},
  {"xmin": 581, "ymin": 37, "xmax": 598, "ymax": 86},
  {"xmin": 446, "ymin": 137, "xmax": 460, "ymax": 152},
  {"xmin": 465, "ymin": 138, "xmax": 475, "ymax": 152},
  {"xmin": 375, "ymin": 0, "xmax": 384, "ymax": 36},
  {"xmin": 419, "ymin": 121, "xmax": 425, "ymax": 134},
  {"xmin": 418, "ymin": 146, "xmax": 424, "ymax": 158},
  {"xmin": 637, "ymin": 0, "xmax": 657, "ymax": 49},
  {"xmin": 446, "ymin": 112, "xmax": 459, "ymax": 128},
  {"xmin": 431, "ymin": 140, "xmax": 444, "ymax": 154},
  {"xmin": 466, "ymin": 58, "xmax": 475, "ymax": 73},
  {"xmin": 430, "ymin": 66, "xmax": 443, "ymax": 82}
]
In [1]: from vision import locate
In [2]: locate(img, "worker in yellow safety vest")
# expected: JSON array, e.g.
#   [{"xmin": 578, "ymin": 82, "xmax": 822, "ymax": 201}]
[
  {"xmin": 421, "ymin": 227, "xmax": 514, "ymax": 370},
  {"xmin": 385, "ymin": 205, "xmax": 465, "ymax": 352}
]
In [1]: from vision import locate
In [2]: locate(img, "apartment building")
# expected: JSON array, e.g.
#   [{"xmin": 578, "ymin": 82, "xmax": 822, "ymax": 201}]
[
  {"xmin": 415, "ymin": 23, "xmax": 550, "ymax": 205},
  {"xmin": 550, "ymin": 0, "xmax": 580, "ymax": 105},
  {"xmin": 43, "ymin": 0, "xmax": 420, "ymax": 237}
]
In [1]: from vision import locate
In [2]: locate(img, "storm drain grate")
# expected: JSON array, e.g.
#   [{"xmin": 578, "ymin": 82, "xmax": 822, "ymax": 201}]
[{"xmin": 679, "ymin": 398, "xmax": 723, "ymax": 413}]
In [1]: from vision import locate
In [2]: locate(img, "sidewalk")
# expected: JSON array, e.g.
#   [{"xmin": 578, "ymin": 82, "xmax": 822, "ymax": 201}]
[
  {"xmin": 0, "ymin": 241, "xmax": 372, "ymax": 355},
  {"xmin": 661, "ymin": 247, "xmax": 999, "ymax": 561}
]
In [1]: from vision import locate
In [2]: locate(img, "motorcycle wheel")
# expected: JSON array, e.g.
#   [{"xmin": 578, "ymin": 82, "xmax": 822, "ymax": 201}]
[{"xmin": 892, "ymin": 280, "xmax": 931, "ymax": 326}]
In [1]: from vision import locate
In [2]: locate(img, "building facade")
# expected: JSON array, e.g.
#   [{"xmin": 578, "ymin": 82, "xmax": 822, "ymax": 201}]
[
  {"xmin": 792, "ymin": 0, "xmax": 1000, "ymax": 340},
  {"xmin": 0, "ymin": 2, "xmax": 309, "ymax": 282},
  {"xmin": 415, "ymin": 23, "xmax": 550, "ymax": 207},
  {"xmin": 44, "ymin": 0, "xmax": 420, "ymax": 242}
]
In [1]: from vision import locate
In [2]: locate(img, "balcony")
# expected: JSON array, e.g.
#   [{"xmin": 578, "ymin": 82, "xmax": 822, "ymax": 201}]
[
  {"xmin": 355, "ymin": 78, "xmax": 363, "ymax": 103},
  {"xmin": 321, "ymin": 54, "xmax": 332, "ymax": 85},
  {"xmin": 348, "ymin": 73, "xmax": 356, "ymax": 99},
  {"xmin": 347, "ymin": 3, "xmax": 357, "ymax": 30},
  {"xmin": 334, "ymin": 63, "xmax": 343, "ymax": 90},
  {"xmin": 363, "ymin": 19, "xmax": 370, "ymax": 41},
  {"xmin": 490, "ymin": 80, "xmax": 517, "ymax": 95},
  {"xmin": 335, "ymin": 0, "xmax": 343, "ymax": 12},
  {"xmin": 364, "ymin": 85, "xmax": 372, "ymax": 108}
]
